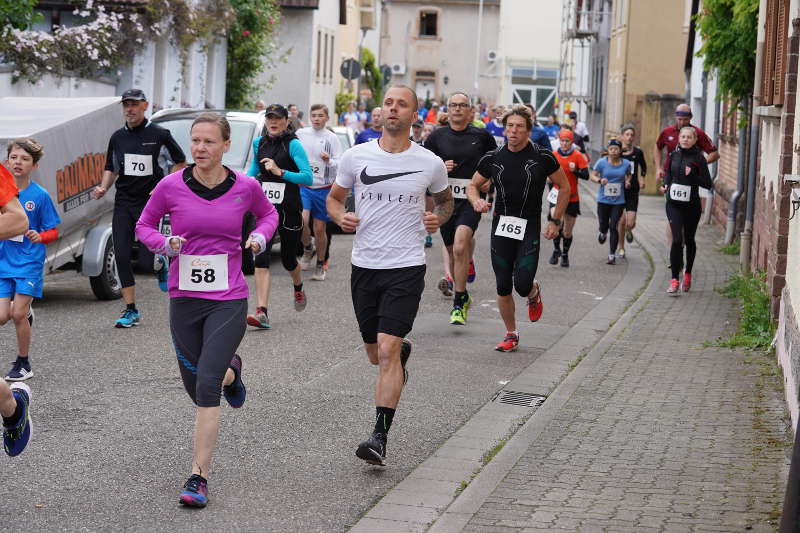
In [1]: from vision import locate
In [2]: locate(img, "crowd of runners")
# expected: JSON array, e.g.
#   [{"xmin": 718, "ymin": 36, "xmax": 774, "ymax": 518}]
[{"xmin": 0, "ymin": 85, "xmax": 718, "ymax": 507}]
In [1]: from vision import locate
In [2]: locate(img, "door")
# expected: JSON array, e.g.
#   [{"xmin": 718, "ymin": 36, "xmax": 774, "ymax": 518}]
[{"xmin": 415, "ymin": 79, "xmax": 436, "ymax": 103}]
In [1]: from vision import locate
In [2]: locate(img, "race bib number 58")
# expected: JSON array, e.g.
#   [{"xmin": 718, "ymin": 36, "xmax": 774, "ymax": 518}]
[
  {"xmin": 495, "ymin": 215, "xmax": 527, "ymax": 241},
  {"xmin": 179, "ymin": 254, "xmax": 229, "ymax": 292}
]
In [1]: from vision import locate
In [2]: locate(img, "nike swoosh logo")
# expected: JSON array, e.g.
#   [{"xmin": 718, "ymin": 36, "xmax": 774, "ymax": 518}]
[{"xmin": 360, "ymin": 168, "xmax": 422, "ymax": 185}]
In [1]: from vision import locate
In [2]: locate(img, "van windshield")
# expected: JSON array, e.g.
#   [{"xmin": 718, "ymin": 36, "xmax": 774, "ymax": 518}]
[{"xmin": 155, "ymin": 118, "xmax": 255, "ymax": 172}]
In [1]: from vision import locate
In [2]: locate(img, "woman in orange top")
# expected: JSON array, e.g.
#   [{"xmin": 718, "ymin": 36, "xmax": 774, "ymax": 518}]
[{"xmin": 548, "ymin": 129, "xmax": 589, "ymax": 268}]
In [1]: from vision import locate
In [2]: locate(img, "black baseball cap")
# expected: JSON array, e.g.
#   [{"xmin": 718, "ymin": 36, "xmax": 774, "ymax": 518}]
[
  {"xmin": 568, "ymin": 110, "xmax": 577, "ymax": 119},
  {"xmin": 121, "ymin": 89, "xmax": 147, "ymax": 102},
  {"xmin": 608, "ymin": 138, "xmax": 622, "ymax": 148},
  {"xmin": 265, "ymin": 104, "xmax": 289, "ymax": 118},
  {"xmin": 412, "ymin": 120, "xmax": 423, "ymax": 128}
]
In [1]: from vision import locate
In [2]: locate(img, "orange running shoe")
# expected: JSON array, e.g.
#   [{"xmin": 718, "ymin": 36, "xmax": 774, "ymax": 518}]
[{"xmin": 527, "ymin": 281, "xmax": 543, "ymax": 322}]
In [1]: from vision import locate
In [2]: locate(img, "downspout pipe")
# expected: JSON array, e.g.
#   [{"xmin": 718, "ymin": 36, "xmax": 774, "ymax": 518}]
[
  {"xmin": 740, "ymin": 111, "xmax": 760, "ymax": 275},
  {"xmin": 724, "ymin": 106, "xmax": 748, "ymax": 244}
]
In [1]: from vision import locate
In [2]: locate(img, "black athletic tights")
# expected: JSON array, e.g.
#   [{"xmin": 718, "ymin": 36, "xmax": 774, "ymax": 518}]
[
  {"xmin": 666, "ymin": 202, "xmax": 702, "ymax": 280},
  {"xmin": 596, "ymin": 202, "xmax": 624, "ymax": 255},
  {"xmin": 113, "ymin": 202, "xmax": 153, "ymax": 289}
]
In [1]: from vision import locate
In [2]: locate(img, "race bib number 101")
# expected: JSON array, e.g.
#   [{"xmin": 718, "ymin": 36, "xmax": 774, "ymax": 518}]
[
  {"xmin": 262, "ymin": 181, "xmax": 286, "ymax": 205},
  {"xmin": 495, "ymin": 215, "xmax": 527, "ymax": 241},
  {"xmin": 448, "ymin": 179, "xmax": 470, "ymax": 200},
  {"xmin": 179, "ymin": 254, "xmax": 229, "ymax": 292}
]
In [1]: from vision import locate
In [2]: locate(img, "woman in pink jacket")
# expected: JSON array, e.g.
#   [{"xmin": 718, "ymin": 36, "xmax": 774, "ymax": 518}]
[{"xmin": 136, "ymin": 112, "xmax": 278, "ymax": 508}]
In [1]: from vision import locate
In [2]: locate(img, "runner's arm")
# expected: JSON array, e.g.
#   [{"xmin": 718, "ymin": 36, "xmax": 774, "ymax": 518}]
[
  {"xmin": 698, "ymin": 156, "xmax": 714, "ymax": 190},
  {"xmin": 467, "ymin": 171, "xmax": 491, "ymax": 212},
  {"xmin": 705, "ymin": 150, "xmax": 720, "ymax": 165},
  {"xmin": 248, "ymin": 138, "xmax": 261, "ymax": 177},
  {"xmin": 326, "ymin": 184, "xmax": 360, "ymax": 232},
  {"xmin": 431, "ymin": 187, "xmax": 453, "ymax": 226},
  {"xmin": 135, "ymin": 183, "xmax": 173, "ymax": 255},
  {"xmin": 0, "ymin": 197, "xmax": 28, "ymax": 239},
  {"xmin": 280, "ymin": 139, "xmax": 313, "ymax": 185},
  {"xmin": 248, "ymin": 180, "xmax": 279, "ymax": 253},
  {"xmin": 163, "ymin": 130, "xmax": 187, "ymax": 171}
]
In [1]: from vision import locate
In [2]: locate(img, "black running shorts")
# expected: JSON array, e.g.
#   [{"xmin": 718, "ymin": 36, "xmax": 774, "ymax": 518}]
[
  {"xmin": 350, "ymin": 264, "xmax": 426, "ymax": 344},
  {"xmin": 439, "ymin": 200, "xmax": 482, "ymax": 246}
]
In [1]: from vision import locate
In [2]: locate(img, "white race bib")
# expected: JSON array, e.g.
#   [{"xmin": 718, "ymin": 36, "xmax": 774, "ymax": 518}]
[
  {"xmin": 310, "ymin": 160, "xmax": 324, "ymax": 180},
  {"xmin": 448, "ymin": 179, "xmax": 470, "ymax": 200},
  {"xmin": 179, "ymin": 254, "xmax": 229, "ymax": 292},
  {"xmin": 495, "ymin": 215, "xmax": 527, "ymax": 241},
  {"xmin": 604, "ymin": 182, "xmax": 621, "ymax": 198},
  {"xmin": 547, "ymin": 187, "xmax": 559, "ymax": 205},
  {"xmin": 669, "ymin": 183, "xmax": 691, "ymax": 202},
  {"xmin": 262, "ymin": 181, "xmax": 285, "ymax": 205},
  {"xmin": 5, "ymin": 234, "xmax": 24, "ymax": 242},
  {"xmin": 124, "ymin": 153, "xmax": 153, "ymax": 177}
]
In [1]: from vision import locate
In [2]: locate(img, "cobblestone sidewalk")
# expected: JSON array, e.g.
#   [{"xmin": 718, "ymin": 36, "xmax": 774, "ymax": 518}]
[{"xmin": 458, "ymin": 198, "xmax": 791, "ymax": 532}]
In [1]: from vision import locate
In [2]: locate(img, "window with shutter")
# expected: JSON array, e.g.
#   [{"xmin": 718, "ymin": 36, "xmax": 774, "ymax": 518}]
[
  {"xmin": 773, "ymin": 0, "xmax": 790, "ymax": 105},
  {"xmin": 762, "ymin": 0, "xmax": 777, "ymax": 105}
]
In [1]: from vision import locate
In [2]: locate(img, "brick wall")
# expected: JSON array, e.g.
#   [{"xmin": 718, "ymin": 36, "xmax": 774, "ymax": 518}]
[
  {"xmin": 752, "ymin": 19, "xmax": 799, "ymax": 318},
  {"xmin": 710, "ymin": 137, "xmax": 742, "ymax": 230}
]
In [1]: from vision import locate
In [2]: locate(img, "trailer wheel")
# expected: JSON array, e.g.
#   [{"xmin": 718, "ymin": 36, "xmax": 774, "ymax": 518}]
[{"xmin": 90, "ymin": 237, "xmax": 121, "ymax": 300}]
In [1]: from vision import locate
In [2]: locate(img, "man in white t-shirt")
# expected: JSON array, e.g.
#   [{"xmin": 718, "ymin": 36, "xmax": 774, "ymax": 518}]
[
  {"xmin": 327, "ymin": 85, "xmax": 453, "ymax": 467},
  {"xmin": 296, "ymin": 104, "xmax": 344, "ymax": 280}
]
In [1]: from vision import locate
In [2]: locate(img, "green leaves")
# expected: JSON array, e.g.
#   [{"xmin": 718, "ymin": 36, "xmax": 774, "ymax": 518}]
[
  {"xmin": 695, "ymin": 0, "xmax": 758, "ymax": 103},
  {"xmin": 0, "ymin": 0, "xmax": 43, "ymax": 31}
]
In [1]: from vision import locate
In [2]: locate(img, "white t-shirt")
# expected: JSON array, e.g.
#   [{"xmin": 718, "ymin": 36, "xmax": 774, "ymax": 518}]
[
  {"xmin": 336, "ymin": 140, "xmax": 448, "ymax": 269},
  {"xmin": 296, "ymin": 127, "xmax": 343, "ymax": 188},
  {"xmin": 574, "ymin": 121, "xmax": 590, "ymax": 140}
]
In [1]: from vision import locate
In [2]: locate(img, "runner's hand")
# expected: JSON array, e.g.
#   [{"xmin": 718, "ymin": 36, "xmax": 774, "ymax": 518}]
[
  {"xmin": 320, "ymin": 151, "xmax": 330, "ymax": 163},
  {"xmin": 543, "ymin": 222, "xmax": 559, "ymax": 240},
  {"xmin": 658, "ymin": 168, "xmax": 666, "ymax": 179},
  {"xmin": 600, "ymin": 178, "xmax": 608, "ymax": 185},
  {"xmin": 422, "ymin": 211, "xmax": 440, "ymax": 233},
  {"xmin": 92, "ymin": 186, "xmax": 107, "ymax": 200},
  {"xmin": 625, "ymin": 180, "xmax": 631, "ymax": 189},
  {"xmin": 245, "ymin": 236, "xmax": 261, "ymax": 254},
  {"xmin": 25, "ymin": 230, "xmax": 41, "ymax": 243},
  {"xmin": 260, "ymin": 158, "xmax": 282, "ymax": 176},
  {"xmin": 340, "ymin": 213, "xmax": 360, "ymax": 233},
  {"xmin": 473, "ymin": 199, "xmax": 490, "ymax": 213},
  {"xmin": 659, "ymin": 185, "xmax": 667, "ymax": 194},
  {"xmin": 444, "ymin": 160, "xmax": 456, "ymax": 172},
  {"xmin": 169, "ymin": 236, "xmax": 187, "ymax": 253}
]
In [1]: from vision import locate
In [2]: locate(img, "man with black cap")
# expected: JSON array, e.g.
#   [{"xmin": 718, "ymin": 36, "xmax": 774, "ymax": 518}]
[
  {"xmin": 410, "ymin": 120, "xmax": 424, "ymax": 144},
  {"xmin": 93, "ymin": 89, "xmax": 187, "ymax": 328},
  {"xmin": 568, "ymin": 110, "xmax": 590, "ymax": 143}
]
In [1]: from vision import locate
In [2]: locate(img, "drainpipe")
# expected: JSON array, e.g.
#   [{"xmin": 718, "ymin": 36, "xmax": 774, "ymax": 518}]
[
  {"xmin": 740, "ymin": 106, "xmax": 760, "ymax": 275},
  {"xmin": 724, "ymin": 108, "xmax": 748, "ymax": 244}
]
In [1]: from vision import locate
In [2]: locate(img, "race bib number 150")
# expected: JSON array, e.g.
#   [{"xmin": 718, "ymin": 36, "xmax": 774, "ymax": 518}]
[{"xmin": 262, "ymin": 181, "xmax": 285, "ymax": 205}]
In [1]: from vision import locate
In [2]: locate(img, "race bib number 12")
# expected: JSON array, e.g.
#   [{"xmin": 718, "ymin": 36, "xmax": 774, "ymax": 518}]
[
  {"xmin": 604, "ymin": 182, "xmax": 621, "ymax": 198},
  {"xmin": 124, "ymin": 153, "xmax": 153, "ymax": 177},
  {"xmin": 262, "ymin": 181, "xmax": 285, "ymax": 205},
  {"xmin": 495, "ymin": 215, "xmax": 527, "ymax": 241},
  {"xmin": 179, "ymin": 254, "xmax": 229, "ymax": 292}
]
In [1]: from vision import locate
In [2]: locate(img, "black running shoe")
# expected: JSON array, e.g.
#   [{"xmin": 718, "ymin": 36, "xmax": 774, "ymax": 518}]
[
  {"xmin": 548, "ymin": 250, "xmax": 561, "ymax": 265},
  {"xmin": 560, "ymin": 253, "xmax": 570, "ymax": 268},
  {"xmin": 598, "ymin": 232, "xmax": 607, "ymax": 244},
  {"xmin": 356, "ymin": 432, "xmax": 387, "ymax": 466},
  {"xmin": 400, "ymin": 339, "xmax": 412, "ymax": 385}
]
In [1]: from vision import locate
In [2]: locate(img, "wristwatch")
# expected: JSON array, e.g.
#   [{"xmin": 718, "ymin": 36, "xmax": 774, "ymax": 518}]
[{"xmin": 551, "ymin": 218, "xmax": 562, "ymax": 227}]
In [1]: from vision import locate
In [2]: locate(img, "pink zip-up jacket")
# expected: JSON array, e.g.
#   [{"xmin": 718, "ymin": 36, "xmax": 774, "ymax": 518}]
[{"xmin": 135, "ymin": 169, "xmax": 278, "ymax": 300}]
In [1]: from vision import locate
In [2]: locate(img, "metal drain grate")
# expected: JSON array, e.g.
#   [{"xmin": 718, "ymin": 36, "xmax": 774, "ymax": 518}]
[{"xmin": 493, "ymin": 390, "xmax": 547, "ymax": 408}]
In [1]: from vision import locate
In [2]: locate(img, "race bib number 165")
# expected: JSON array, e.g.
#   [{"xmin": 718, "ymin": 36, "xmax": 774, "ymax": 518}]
[{"xmin": 495, "ymin": 215, "xmax": 527, "ymax": 241}]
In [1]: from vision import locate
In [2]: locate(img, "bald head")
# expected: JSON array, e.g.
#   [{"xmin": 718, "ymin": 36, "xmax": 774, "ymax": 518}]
[{"xmin": 675, "ymin": 104, "xmax": 693, "ymax": 127}]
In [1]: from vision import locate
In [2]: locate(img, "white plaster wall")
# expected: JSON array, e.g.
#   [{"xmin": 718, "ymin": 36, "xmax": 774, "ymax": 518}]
[
  {"xmin": 380, "ymin": 2, "xmax": 500, "ymax": 102},
  {"xmin": 309, "ymin": 2, "xmax": 340, "ymax": 118},
  {"xmin": 0, "ymin": 71, "xmax": 117, "ymax": 98},
  {"xmin": 259, "ymin": 9, "xmax": 314, "ymax": 111}
]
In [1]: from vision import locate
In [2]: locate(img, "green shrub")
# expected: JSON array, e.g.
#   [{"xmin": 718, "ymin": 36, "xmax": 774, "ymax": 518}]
[{"xmin": 716, "ymin": 270, "xmax": 775, "ymax": 349}]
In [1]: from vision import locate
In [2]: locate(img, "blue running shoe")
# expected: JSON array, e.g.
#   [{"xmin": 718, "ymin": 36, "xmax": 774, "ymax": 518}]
[
  {"xmin": 115, "ymin": 308, "xmax": 140, "ymax": 328},
  {"xmin": 179, "ymin": 474, "xmax": 208, "ymax": 508},
  {"xmin": 3, "ymin": 383, "xmax": 32, "ymax": 457},
  {"xmin": 4, "ymin": 358, "xmax": 33, "ymax": 381},
  {"xmin": 154, "ymin": 254, "xmax": 169, "ymax": 292},
  {"xmin": 223, "ymin": 354, "xmax": 246, "ymax": 408}
]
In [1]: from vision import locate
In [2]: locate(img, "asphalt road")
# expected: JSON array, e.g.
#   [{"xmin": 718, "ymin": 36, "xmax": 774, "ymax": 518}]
[{"xmin": 0, "ymin": 203, "xmax": 629, "ymax": 532}]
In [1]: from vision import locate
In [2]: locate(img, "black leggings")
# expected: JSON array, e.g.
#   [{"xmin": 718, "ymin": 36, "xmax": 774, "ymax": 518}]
[
  {"xmin": 170, "ymin": 297, "xmax": 247, "ymax": 408},
  {"xmin": 113, "ymin": 202, "xmax": 152, "ymax": 289},
  {"xmin": 490, "ymin": 216, "xmax": 540, "ymax": 297},
  {"xmin": 666, "ymin": 202, "xmax": 702, "ymax": 279},
  {"xmin": 597, "ymin": 202, "xmax": 624, "ymax": 255},
  {"xmin": 255, "ymin": 206, "xmax": 302, "ymax": 271}
]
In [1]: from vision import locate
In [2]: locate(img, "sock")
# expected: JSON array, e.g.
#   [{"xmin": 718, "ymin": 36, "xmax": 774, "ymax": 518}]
[
  {"xmin": 126, "ymin": 303, "xmax": 137, "ymax": 312},
  {"xmin": 454, "ymin": 291, "xmax": 467, "ymax": 307},
  {"xmin": 293, "ymin": 283, "xmax": 303, "ymax": 292},
  {"xmin": 563, "ymin": 237, "xmax": 573, "ymax": 253},
  {"xmin": 374, "ymin": 406, "xmax": 395, "ymax": 435},
  {"xmin": 316, "ymin": 260, "xmax": 324, "ymax": 267},
  {"xmin": 553, "ymin": 236, "xmax": 561, "ymax": 252},
  {"xmin": 2, "ymin": 400, "xmax": 23, "ymax": 426},
  {"xmin": 304, "ymin": 243, "xmax": 313, "ymax": 251},
  {"xmin": 16, "ymin": 356, "xmax": 29, "ymax": 368},
  {"xmin": 257, "ymin": 306, "xmax": 268, "ymax": 314}
]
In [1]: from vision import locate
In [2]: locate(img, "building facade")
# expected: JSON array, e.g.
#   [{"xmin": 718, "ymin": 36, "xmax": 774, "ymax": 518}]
[{"xmin": 379, "ymin": 0, "xmax": 501, "ymax": 104}]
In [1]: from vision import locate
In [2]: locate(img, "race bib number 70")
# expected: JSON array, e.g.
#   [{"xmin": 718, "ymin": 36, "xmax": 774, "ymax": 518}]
[{"xmin": 124, "ymin": 153, "xmax": 153, "ymax": 177}]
